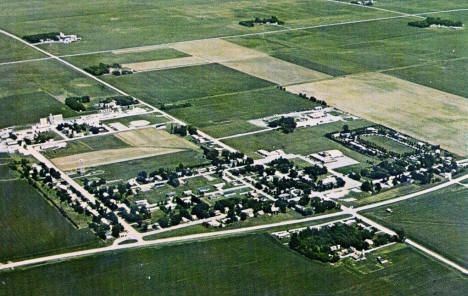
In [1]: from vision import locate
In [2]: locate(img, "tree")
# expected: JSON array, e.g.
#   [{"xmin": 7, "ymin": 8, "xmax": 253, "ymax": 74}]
[
  {"xmin": 361, "ymin": 180, "xmax": 373, "ymax": 192},
  {"xmin": 342, "ymin": 124, "xmax": 349, "ymax": 133},
  {"xmin": 187, "ymin": 125, "xmax": 197, "ymax": 135}
]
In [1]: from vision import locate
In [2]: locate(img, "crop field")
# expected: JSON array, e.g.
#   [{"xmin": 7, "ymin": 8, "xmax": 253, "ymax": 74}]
[
  {"xmin": 51, "ymin": 128, "xmax": 199, "ymax": 171},
  {"xmin": 370, "ymin": 0, "xmax": 468, "ymax": 13},
  {"xmin": 123, "ymin": 56, "xmax": 209, "ymax": 72},
  {"xmin": 363, "ymin": 184, "xmax": 468, "ymax": 267},
  {"xmin": 286, "ymin": 73, "xmax": 468, "ymax": 156},
  {"xmin": 0, "ymin": 34, "xmax": 44, "ymax": 63},
  {"xmin": 0, "ymin": 175, "xmax": 100, "ymax": 263},
  {"xmin": 0, "ymin": 0, "xmax": 392, "ymax": 56},
  {"xmin": 223, "ymin": 120, "xmax": 375, "ymax": 162},
  {"xmin": 82, "ymin": 150, "xmax": 209, "ymax": 182},
  {"xmin": 1, "ymin": 234, "xmax": 466, "ymax": 296},
  {"xmin": 64, "ymin": 48, "xmax": 188, "ymax": 69},
  {"xmin": 362, "ymin": 135, "xmax": 416, "ymax": 154},
  {"xmin": 103, "ymin": 63, "xmax": 272, "ymax": 105},
  {"xmin": 168, "ymin": 88, "xmax": 319, "ymax": 138}
]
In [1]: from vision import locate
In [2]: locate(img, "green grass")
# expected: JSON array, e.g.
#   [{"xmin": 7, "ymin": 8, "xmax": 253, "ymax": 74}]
[
  {"xmin": 102, "ymin": 113, "xmax": 169, "ymax": 128},
  {"xmin": 363, "ymin": 184, "xmax": 468, "ymax": 267},
  {"xmin": 43, "ymin": 135, "xmax": 130, "ymax": 158},
  {"xmin": 1, "ymin": 233, "xmax": 466, "ymax": 295},
  {"xmin": 0, "ymin": 0, "xmax": 392, "ymax": 55},
  {"xmin": 64, "ymin": 48, "xmax": 189, "ymax": 68},
  {"xmin": 0, "ymin": 34, "xmax": 45, "ymax": 63},
  {"xmin": 168, "ymin": 88, "xmax": 319, "ymax": 138},
  {"xmin": 372, "ymin": 0, "xmax": 468, "ymax": 14},
  {"xmin": 0, "ymin": 176, "xmax": 101, "ymax": 263},
  {"xmin": 83, "ymin": 150, "xmax": 209, "ymax": 181},
  {"xmin": 362, "ymin": 134, "xmax": 416, "ymax": 154},
  {"xmin": 0, "ymin": 92, "xmax": 77, "ymax": 128},
  {"xmin": 223, "ymin": 119, "xmax": 376, "ymax": 163},
  {"xmin": 103, "ymin": 63, "xmax": 273, "ymax": 105}
]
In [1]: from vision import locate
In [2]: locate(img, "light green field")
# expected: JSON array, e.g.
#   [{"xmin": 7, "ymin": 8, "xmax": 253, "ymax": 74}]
[
  {"xmin": 223, "ymin": 120, "xmax": 376, "ymax": 162},
  {"xmin": 64, "ymin": 48, "xmax": 189, "ymax": 68},
  {"xmin": 168, "ymin": 88, "xmax": 319, "ymax": 138},
  {"xmin": 0, "ymin": 174, "xmax": 101, "ymax": 263},
  {"xmin": 372, "ymin": 0, "xmax": 468, "ymax": 13},
  {"xmin": 0, "ymin": 0, "xmax": 393, "ymax": 55},
  {"xmin": 43, "ymin": 135, "xmax": 130, "ymax": 159},
  {"xmin": 103, "ymin": 63, "xmax": 273, "ymax": 105},
  {"xmin": 1, "ymin": 234, "xmax": 466, "ymax": 296},
  {"xmin": 363, "ymin": 184, "xmax": 468, "ymax": 267},
  {"xmin": 102, "ymin": 113, "xmax": 169, "ymax": 128},
  {"xmin": 362, "ymin": 134, "xmax": 416, "ymax": 154}
]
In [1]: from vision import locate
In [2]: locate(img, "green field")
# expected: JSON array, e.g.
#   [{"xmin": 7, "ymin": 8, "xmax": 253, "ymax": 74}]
[
  {"xmin": 362, "ymin": 134, "xmax": 416, "ymax": 154},
  {"xmin": 0, "ymin": 92, "xmax": 77, "ymax": 128},
  {"xmin": 363, "ymin": 184, "xmax": 468, "ymax": 267},
  {"xmin": 102, "ymin": 113, "xmax": 169, "ymax": 128},
  {"xmin": 223, "ymin": 120, "xmax": 376, "ymax": 162},
  {"xmin": 0, "ymin": 34, "xmax": 45, "ymax": 63},
  {"xmin": 0, "ymin": 0, "xmax": 392, "ymax": 55},
  {"xmin": 64, "ymin": 48, "xmax": 188, "ymax": 68},
  {"xmin": 169, "ymin": 87, "xmax": 319, "ymax": 138},
  {"xmin": 372, "ymin": 0, "xmax": 468, "ymax": 13},
  {"xmin": 103, "ymin": 63, "xmax": 273, "ymax": 105},
  {"xmin": 1, "ymin": 234, "xmax": 466, "ymax": 296},
  {"xmin": 43, "ymin": 135, "xmax": 130, "ymax": 158},
  {"xmin": 0, "ymin": 175, "xmax": 101, "ymax": 263},
  {"xmin": 82, "ymin": 150, "xmax": 209, "ymax": 182}
]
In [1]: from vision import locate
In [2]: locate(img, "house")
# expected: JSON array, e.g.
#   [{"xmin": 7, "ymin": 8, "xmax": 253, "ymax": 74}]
[
  {"xmin": 241, "ymin": 208, "xmax": 255, "ymax": 218},
  {"xmin": 198, "ymin": 186, "xmax": 211, "ymax": 193},
  {"xmin": 183, "ymin": 190, "xmax": 193, "ymax": 196},
  {"xmin": 386, "ymin": 208, "xmax": 393, "ymax": 213},
  {"xmin": 364, "ymin": 239, "xmax": 374, "ymax": 247},
  {"xmin": 206, "ymin": 220, "xmax": 222, "ymax": 228},
  {"xmin": 166, "ymin": 192, "xmax": 176, "ymax": 198},
  {"xmin": 330, "ymin": 245, "xmax": 341, "ymax": 252}
]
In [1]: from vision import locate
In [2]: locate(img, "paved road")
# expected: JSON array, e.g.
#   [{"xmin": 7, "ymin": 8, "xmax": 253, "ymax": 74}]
[{"xmin": 216, "ymin": 127, "xmax": 279, "ymax": 141}]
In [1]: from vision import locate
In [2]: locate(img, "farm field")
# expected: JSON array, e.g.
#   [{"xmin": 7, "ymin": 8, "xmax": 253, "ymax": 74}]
[
  {"xmin": 82, "ymin": 150, "xmax": 209, "ymax": 182},
  {"xmin": 1, "ymin": 234, "xmax": 466, "ymax": 296},
  {"xmin": 50, "ymin": 128, "xmax": 200, "ymax": 171},
  {"xmin": 0, "ymin": 174, "xmax": 101, "ymax": 263},
  {"xmin": 168, "ymin": 88, "xmax": 319, "ymax": 138},
  {"xmin": 0, "ymin": 34, "xmax": 45, "ymax": 63},
  {"xmin": 286, "ymin": 73, "xmax": 468, "ymax": 156},
  {"xmin": 103, "ymin": 63, "xmax": 273, "ymax": 105},
  {"xmin": 370, "ymin": 0, "xmax": 468, "ymax": 13},
  {"xmin": 0, "ymin": 0, "xmax": 392, "ymax": 56},
  {"xmin": 64, "ymin": 48, "xmax": 188, "ymax": 69},
  {"xmin": 223, "ymin": 120, "xmax": 375, "ymax": 162},
  {"xmin": 363, "ymin": 184, "xmax": 468, "ymax": 267},
  {"xmin": 362, "ymin": 135, "xmax": 416, "ymax": 154}
]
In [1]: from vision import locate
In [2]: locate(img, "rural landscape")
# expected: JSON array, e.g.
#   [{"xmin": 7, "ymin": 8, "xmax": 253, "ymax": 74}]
[{"xmin": 0, "ymin": 0, "xmax": 467, "ymax": 295}]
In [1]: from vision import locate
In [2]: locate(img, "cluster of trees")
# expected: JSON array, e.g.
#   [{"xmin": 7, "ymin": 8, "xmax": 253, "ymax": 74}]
[
  {"xmin": 32, "ymin": 132, "xmax": 54, "ymax": 144},
  {"xmin": 23, "ymin": 32, "xmax": 60, "ymax": 43},
  {"xmin": 294, "ymin": 196, "xmax": 340, "ymax": 216},
  {"xmin": 169, "ymin": 124, "xmax": 195, "ymax": 137},
  {"xmin": 268, "ymin": 117, "xmax": 297, "ymax": 133},
  {"xmin": 239, "ymin": 16, "xmax": 284, "ymax": 27},
  {"xmin": 100, "ymin": 95, "xmax": 138, "ymax": 106},
  {"xmin": 350, "ymin": 0, "xmax": 373, "ymax": 6},
  {"xmin": 409, "ymin": 17, "xmax": 463, "ymax": 28},
  {"xmin": 57, "ymin": 122, "xmax": 100, "ymax": 136},
  {"xmin": 298, "ymin": 93, "xmax": 328, "ymax": 106},
  {"xmin": 159, "ymin": 102, "xmax": 192, "ymax": 111},
  {"xmin": 84, "ymin": 63, "xmax": 119, "ymax": 76},
  {"xmin": 289, "ymin": 223, "xmax": 398, "ymax": 263},
  {"xmin": 65, "ymin": 96, "xmax": 90, "ymax": 112}
]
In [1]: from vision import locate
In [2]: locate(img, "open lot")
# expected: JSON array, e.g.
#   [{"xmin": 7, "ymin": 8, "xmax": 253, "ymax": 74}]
[
  {"xmin": 102, "ymin": 113, "xmax": 169, "ymax": 129},
  {"xmin": 362, "ymin": 135, "xmax": 416, "ymax": 154},
  {"xmin": 223, "ymin": 119, "xmax": 375, "ymax": 162},
  {"xmin": 286, "ymin": 73, "xmax": 468, "ymax": 156},
  {"xmin": 81, "ymin": 150, "xmax": 209, "ymax": 182},
  {"xmin": 51, "ymin": 128, "xmax": 199, "ymax": 171},
  {"xmin": 0, "ymin": 234, "xmax": 466, "ymax": 296},
  {"xmin": 168, "ymin": 88, "xmax": 319, "ymax": 138},
  {"xmin": 363, "ymin": 184, "xmax": 468, "ymax": 268},
  {"xmin": 0, "ymin": 176, "xmax": 100, "ymax": 263},
  {"xmin": 103, "ymin": 63, "xmax": 272, "ymax": 105},
  {"xmin": 0, "ymin": 0, "xmax": 392, "ymax": 55}
]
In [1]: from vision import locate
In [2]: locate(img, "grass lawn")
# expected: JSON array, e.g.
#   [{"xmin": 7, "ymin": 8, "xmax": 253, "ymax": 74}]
[
  {"xmin": 362, "ymin": 135, "xmax": 416, "ymax": 154},
  {"xmin": 168, "ymin": 88, "xmax": 319, "ymax": 138},
  {"xmin": 0, "ymin": 0, "xmax": 392, "ymax": 55},
  {"xmin": 223, "ymin": 119, "xmax": 376, "ymax": 163},
  {"xmin": 64, "ymin": 48, "xmax": 189, "ymax": 68},
  {"xmin": 102, "ymin": 113, "xmax": 169, "ymax": 128},
  {"xmin": 363, "ymin": 184, "xmax": 468, "ymax": 267},
  {"xmin": 0, "ymin": 177, "xmax": 101, "ymax": 263},
  {"xmin": 1, "ymin": 233, "xmax": 466, "ymax": 295},
  {"xmin": 43, "ymin": 135, "xmax": 130, "ymax": 158},
  {"xmin": 103, "ymin": 63, "xmax": 273, "ymax": 105},
  {"xmin": 82, "ymin": 150, "xmax": 209, "ymax": 182}
]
